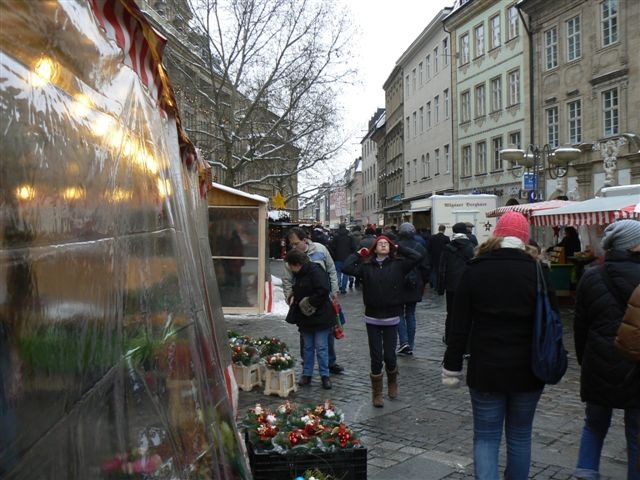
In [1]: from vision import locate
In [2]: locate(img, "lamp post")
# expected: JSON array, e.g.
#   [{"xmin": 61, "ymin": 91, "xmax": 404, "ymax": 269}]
[{"xmin": 500, "ymin": 144, "xmax": 581, "ymax": 202}]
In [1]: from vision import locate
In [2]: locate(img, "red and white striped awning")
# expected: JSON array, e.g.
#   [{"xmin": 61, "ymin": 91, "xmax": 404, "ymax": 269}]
[
  {"xmin": 531, "ymin": 194, "xmax": 640, "ymax": 226},
  {"xmin": 486, "ymin": 200, "xmax": 575, "ymax": 219}
]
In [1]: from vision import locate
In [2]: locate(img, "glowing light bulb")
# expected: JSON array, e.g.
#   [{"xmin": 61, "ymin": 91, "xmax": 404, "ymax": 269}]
[
  {"xmin": 91, "ymin": 115, "xmax": 114, "ymax": 137},
  {"xmin": 16, "ymin": 184, "xmax": 36, "ymax": 200},
  {"xmin": 71, "ymin": 94, "xmax": 93, "ymax": 118},
  {"xmin": 62, "ymin": 186, "xmax": 85, "ymax": 200},
  {"xmin": 157, "ymin": 178, "xmax": 172, "ymax": 198},
  {"xmin": 31, "ymin": 57, "xmax": 57, "ymax": 87}
]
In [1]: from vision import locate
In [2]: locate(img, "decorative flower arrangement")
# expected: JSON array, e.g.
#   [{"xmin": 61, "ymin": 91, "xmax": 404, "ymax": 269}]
[
  {"xmin": 264, "ymin": 352, "xmax": 295, "ymax": 371},
  {"xmin": 294, "ymin": 468, "xmax": 340, "ymax": 480},
  {"xmin": 230, "ymin": 344, "xmax": 259, "ymax": 366},
  {"xmin": 254, "ymin": 336, "xmax": 289, "ymax": 356},
  {"xmin": 242, "ymin": 401, "xmax": 359, "ymax": 453}
]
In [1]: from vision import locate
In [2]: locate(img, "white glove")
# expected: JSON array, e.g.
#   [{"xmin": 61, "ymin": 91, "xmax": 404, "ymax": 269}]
[{"xmin": 441, "ymin": 367, "xmax": 463, "ymax": 388}]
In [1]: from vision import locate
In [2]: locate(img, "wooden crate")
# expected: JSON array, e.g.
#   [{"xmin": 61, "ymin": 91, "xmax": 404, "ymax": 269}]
[
  {"xmin": 263, "ymin": 368, "xmax": 297, "ymax": 397},
  {"xmin": 233, "ymin": 363, "xmax": 262, "ymax": 391}
]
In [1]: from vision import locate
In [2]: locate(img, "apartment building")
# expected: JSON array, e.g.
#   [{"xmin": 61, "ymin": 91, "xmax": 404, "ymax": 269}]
[
  {"xmin": 361, "ymin": 109, "xmax": 384, "ymax": 226},
  {"xmin": 397, "ymin": 8, "xmax": 453, "ymax": 230},
  {"xmin": 444, "ymin": 0, "xmax": 529, "ymax": 206},
  {"xmin": 519, "ymin": 0, "xmax": 640, "ymax": 200}
]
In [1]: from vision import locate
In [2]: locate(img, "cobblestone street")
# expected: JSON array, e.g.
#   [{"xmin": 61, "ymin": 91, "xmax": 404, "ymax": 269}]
[{"xmin": 227, "ymin": 260, "xmax": 629, "ymax": 479}]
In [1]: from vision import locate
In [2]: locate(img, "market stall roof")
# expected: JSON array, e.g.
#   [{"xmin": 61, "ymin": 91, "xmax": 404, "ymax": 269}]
[
  {"xmin": 486, "ymin": 200, "xmax": 576, "ymax": 219},
  {"xmin": 531, "ymin": 194, "xmax": 640, "ymax": 226}
]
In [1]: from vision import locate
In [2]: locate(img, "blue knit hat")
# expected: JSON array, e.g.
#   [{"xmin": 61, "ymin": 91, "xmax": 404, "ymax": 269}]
[{"xmin": 602, "ymin": 219, "xmax": 640, "ymax": 251}]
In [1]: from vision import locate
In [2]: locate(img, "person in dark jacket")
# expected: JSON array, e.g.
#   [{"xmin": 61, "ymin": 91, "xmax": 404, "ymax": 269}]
[
  {"xmin": 329, "ymin": 224, "xmax": 357, "ymax": 294},
  {"xmin": 442, "ymin": 211, "xmax": 556, "ymax": 480},
  {"xmin": 438, "ymin": 222, "xmax": 475, "ymax": 344},
  {"xmin": 396, "ymin": 222, "xmax": 430, "ymax": 356},
  {"xmin": 465, "ymin": 222, "xmax": 479, "ymax": 246},
  {"xmin": 359, "ymin": 227, "xmax": 377, "ymax": 250},
  {"xmin": 557, "ymin": 226, "xmax": 582, "ymax": 258},
  {"xmin": 428, "ymin": 224, "xmax": 450, "ymax": 288},
  {"xmin": 342, "ymin": 236, "xmax": 421, "ymax": 407},
  {"xmin": 573, "ymin": 219, "xmax": 640, "ymax": 480},
  {"xmin": 284, "ymin": 249, "xmax": 336, "ymax": 390}
]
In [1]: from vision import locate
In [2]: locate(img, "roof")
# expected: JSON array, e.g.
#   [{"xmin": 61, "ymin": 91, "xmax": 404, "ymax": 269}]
[
  {"xmin": 531, "ymin": 194, "xmax": 640, "ymax": 226},
  {"xmin": 486, "ymin": 200, "xmax": 575, "ymax": 219},
  {"xmin": 211, "ymin": 182, "xmax": 268, "ymax": 204}
]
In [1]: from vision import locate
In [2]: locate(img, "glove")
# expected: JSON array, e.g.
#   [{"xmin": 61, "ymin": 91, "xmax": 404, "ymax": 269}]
[
  {"xmin": 357, "ymin": 247, "xmax": 369, "ymax": 257},
  {"xmin": 441, "ymin": 367, "xmax": 463, "ymax": 388},
  {"xmin": 298, "ymin": 297, "xmax": 316, "ymax": 316}
]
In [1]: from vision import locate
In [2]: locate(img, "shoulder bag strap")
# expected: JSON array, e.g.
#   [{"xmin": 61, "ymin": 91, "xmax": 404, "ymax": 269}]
[{"xmin": 598, "ymin": 267, "xmax": 628, "ymax": 310}]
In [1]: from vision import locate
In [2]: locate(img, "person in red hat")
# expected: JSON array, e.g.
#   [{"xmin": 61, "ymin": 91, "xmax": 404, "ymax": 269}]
[
  {"xmin": 342, "ymin": 236, "xmax": 422, "ymax": 407},
  {"xmin": 442, "ymin": 211, "xmax": 559, "ymax": 480}
]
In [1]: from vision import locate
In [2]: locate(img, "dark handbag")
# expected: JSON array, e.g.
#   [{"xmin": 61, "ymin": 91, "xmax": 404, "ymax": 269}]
[{"xmin": 531, "ymin": 261, "xmax": 568, "ymax": 384}]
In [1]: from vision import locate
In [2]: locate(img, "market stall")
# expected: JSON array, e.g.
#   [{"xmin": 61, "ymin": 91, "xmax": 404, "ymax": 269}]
[
  {"xmin": 0, "ymin": 0, "xmax": 247, "ymax": 478},
  {"xmin": 486, "ymin": 200, "xmax": 576, "ymax": 219}
]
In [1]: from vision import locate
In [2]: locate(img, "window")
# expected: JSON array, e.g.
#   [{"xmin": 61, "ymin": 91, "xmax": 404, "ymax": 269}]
[
  {"xmin": 426, "ymin": 101, "xmax": 432, "ymax": 128},
  {"xmin": 602, "ymin": 0, "xmax": 618, "ymax": 46},
  {"xmin": 413, "ymin": 112, "xmax": 417, "ymax": 138},
  {"xmin": 475, "ymin": 84, "xmax": 486, "ymax": 117},
  {"xmin": 434, "ymin": 95, "xmax": 440, "ymax": 123},
  {"xmin": 603, "ymin": 88, "xmax": 619, "ymax": 135},
  {"xmin": 567, "ymin": 16, "xmax": 581, "ymax": 61},
  {"xmin": 546, "ymin": 106, "xmax": 559, "ymax": 148},
  {"xmin": 545, "ymin": 27, "xmax": 558, "ymax": 70},
  {"xmin": 462, "ymin": 145, "xmax": 472, "ymax": 177},
  {"xmin": 419, "ymin": 62, "xmax": 424, "ymax": 86},
  {"xmin": 419, "ymin": 106, "xmax": 424, "ymax": 133},
  {"xmin": 426, "ymin": 54, "xmax": 431, "ymax": 79},
  {"xmin": 412, "ymin": 68, "xmax": 417, "ymax": 93},
  {"xmin": 435, "ymin": 148, "xmax": 440, "ymax": 175},
  {"xmin": 443, "ymin": 37, "xmax": 449, "ymax": 65},
  {"xmin": 490, "ymin": 76, "xmax": 502, "ymax": 111},
  {"xmin": 444, "ymin": 144, "xmax": 450, "ymax": 173},
  {"xmin": 490, "ymin": 14, "xmax": 501, "ymax": 49},
  {"xmin": 461, "ymin": 91, "xmax": 470, "ymax": 123},
  {"xmin": 406, "ymin": 161, "xmax": 411, "ymax": 184},
  {"xmin": 492, "ymin": 136, "xmax": 503, "ymax": 171},
  {"xmin": 476, "ymin": 142, "xmax": 487, "ymax": 174},
  {"xmin": 508, "ymin": 69, "xmax": 520, "ymax": 106},
  {"xmin": 421, "ymin": 154, "xmax": 426, "ymax": 178},
  {"xmin": 460, "ymin": 33, "xmax": 470, "ymax": 64},
  {"xmin": 426, "ymin": 153, "xmax": 431, "ymax": 178},
  {"xmin": 434, "ymin": 47, "xmax": 439, "ymax": 72},
  {"xmin": 444, "ymin": 89, "xmax": 450, "ymax": 118},
  {"xmin": 474, "ymin": 24, "xmax": 485, "ymax": 57},
  {"xmin": 507, "ymin": 5, "xmax": 519, "ymax": 40},
  {"xmin": 413, "ymin": 159, "xmax": 418, "ymax": 182},
  {"xmin": 405, "ymin": 75, "xmax": 410, "ymax": 98},
  {"xmin": 405, "ymin": 116, "xmax": 410, "ymax": 139},
  {"xmin": 509, "ymin": 131, "xmax": 521, "ymax": 149},
  {"xmin": 567, "ymin": 100, "xmax": 582, "ymax": 144}
]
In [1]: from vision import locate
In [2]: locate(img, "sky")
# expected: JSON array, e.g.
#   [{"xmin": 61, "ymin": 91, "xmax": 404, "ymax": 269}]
[{"xmin": 329, "ymin": 0, "xmax": 453, "ymax": 178}]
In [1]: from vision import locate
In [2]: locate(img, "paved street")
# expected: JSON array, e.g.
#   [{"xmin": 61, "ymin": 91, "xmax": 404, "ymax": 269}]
[{"xmin": 227, "ymin": 260, "xmax": 629, "ymax": 479}]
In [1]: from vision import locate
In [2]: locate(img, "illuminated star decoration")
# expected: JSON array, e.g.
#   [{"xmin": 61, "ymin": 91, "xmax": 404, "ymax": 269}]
[
  {"xmin": 483, "ymin": 221, "xmax": 493, "ymax": 231},
  {"xmin": 272, "ymin": 191, "xmax": 287, "ymax": 209}
]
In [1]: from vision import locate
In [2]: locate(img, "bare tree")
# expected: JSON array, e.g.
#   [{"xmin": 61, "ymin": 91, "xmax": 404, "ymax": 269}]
[{"xmin": 182, "ymin": 0, "xmax": 355, "ymax": 194}]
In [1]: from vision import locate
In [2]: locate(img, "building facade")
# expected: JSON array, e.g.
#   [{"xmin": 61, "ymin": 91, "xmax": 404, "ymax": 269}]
[
  {"xmin": 361, "ymin": 109, "xmax": 384, "ymax": 226},
  {"xmin": 445, "ymin": 0, "xmax": 529, "ymax": 206}
]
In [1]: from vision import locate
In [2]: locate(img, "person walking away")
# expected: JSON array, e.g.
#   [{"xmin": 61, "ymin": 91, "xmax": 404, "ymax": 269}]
[
  {"xmin": 442, "ymin": 211, "xmax": 556, "ymax": 480},
  {"xmin": 282, "ymin": 227, "xmax": 345, "ymax": 374},
  {"xmin": 395, "ymin": 222, "xmax": 430, "ymax": 356},
  {"xmin": 438, "ymin": 222, "xmax": 474, "ymax": 344},
  {"xmin": 428, "ymin": 224, "xmax": 450, "ymax": 288},
  {"xmin": 343, "ymin": 236, "xmax": 421, "ymax": 407},
  {"xmin": 329, "ymin": 224, "xmax": 356, "ymax": 294},
  {"xmin": 573, "ymin": 219, "xmax": 640, "ymax": 480},
  {"xmin": 359, "ymin": 227, "xmax": 377, "ymax": 250},
  {"xmin": 284, "ymin": 249, "xmax": 335, "ymax": 389},
  {"xmin": 465, "ymin": 222, "xmax": 479, "ymax": 247}
]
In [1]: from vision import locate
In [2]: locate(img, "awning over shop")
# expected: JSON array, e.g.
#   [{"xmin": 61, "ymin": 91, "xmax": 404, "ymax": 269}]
[
  {"xmin": 410, "ymin": 198, "xmax": 432, "ymax": 213},
  {"xmin": 486, "ymin": 200, "xmax": 575, "ymax": 219},
  {"xmin": 531, "ymin": 194, "xmax": 640, "ymax": 226}
]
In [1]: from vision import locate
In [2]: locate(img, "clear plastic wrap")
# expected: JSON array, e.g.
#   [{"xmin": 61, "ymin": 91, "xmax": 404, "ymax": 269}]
[{"xmin": 0, "ymin": 0, "xmax": 248, "ymax": 478}]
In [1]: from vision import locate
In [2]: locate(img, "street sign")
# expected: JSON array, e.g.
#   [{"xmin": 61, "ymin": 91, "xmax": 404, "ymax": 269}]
[{"xmin": 522, "ymin": 172, "xmax": 537, "ymax": 190}]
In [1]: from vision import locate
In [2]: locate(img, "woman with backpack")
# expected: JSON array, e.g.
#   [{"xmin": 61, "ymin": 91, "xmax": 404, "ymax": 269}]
[
  {"xmin": 573, "ymin": 219, "xmax": 640, "ymax": 480},
  {"xmin": 442, "ymin": 212, "xmax": 559, "ymax": 480}
]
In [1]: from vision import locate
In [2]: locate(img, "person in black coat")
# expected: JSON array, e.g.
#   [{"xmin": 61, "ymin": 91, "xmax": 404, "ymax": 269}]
[
  {"xmin": 573, "ymin": 219, "xmax": 640, "ymax": 480},
  {"xmin": 329, "ymin": 224, "xmax": 356, "ymax": 294},
  {"xmin": 442, "ymin": 211, "xmax": 557, "ymax": 480},
  {"xmin": 395, "ymin": 222, "xmax": 430, "ymax": 356},
  {"xmin": 342, "ymin": 236, "xmax": 421, "ymax": 407},
  {"xmin": 284, "ymin": 249, "xmax": 335, "ymax": 390},
  {"xmin": 428, "ymin": 224, "xmax": 450, "ymax": 288},
  {"xmin": 438, "ymin": 222, "xmax": 475, "ymax": 344}
]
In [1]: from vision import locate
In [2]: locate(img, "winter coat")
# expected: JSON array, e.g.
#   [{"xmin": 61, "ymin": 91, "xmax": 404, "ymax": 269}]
[
  {"xmin": 359, "ymin": 234, "xmax": 376, "ymax": 250},
  {"xmin": 396, "ymin": 237, "xmax": 429, "ymax": 303},
  {"xmin": 443, "ymin": 248, "xmax": 556, "ymax": 392},
  {"xmin": 282, "ymin": 241, "xmax": 338, "ymax": 300},
  {"xmin": 286, "ymin": 262, "xmax": 335, "ymax": 333},
  {"xmin": 574, "ymin": 250, "xmax": 640, "ymax": 408},
  {"xmin": 428, "ymin": 232, "xmax": 450, "ymax": 271},
  {"xmin": 351, "ymin": 230, "xmax": 363, "ymax": 248},
  {"xmin": 329, "ymin": 228, "xmax": 356, "ymax": 261},
  {"xmin": 616, "ymin": 284, "xmax": 640, "ymax": 362},
  {"xmin": 342, "ymin": 245, "xmax": 422, "ymax": 319},
  {"xmin": 437, "ymin": 236, "xmax": 474, "ymax": 294}
]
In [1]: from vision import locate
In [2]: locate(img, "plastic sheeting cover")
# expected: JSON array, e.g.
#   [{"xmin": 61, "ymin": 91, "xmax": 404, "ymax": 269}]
[{"xmin": 0, "ymin": 1, "xmax": 248, "ymax": 478}]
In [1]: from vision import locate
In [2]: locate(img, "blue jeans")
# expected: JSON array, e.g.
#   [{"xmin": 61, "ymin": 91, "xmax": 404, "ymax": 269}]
[
  {"xmin": 300, "ymin": 331, "xmax": 337, "ymax": 366},
  {"xmin": 469, "ymin": 388, "xmax": 543, "ymax": 480},
  {"xmin": 301, "ymin": 329, "xmax": 330, "ymax": 377},
  {"xmin": 398, "ymin": 302, "xmax": 417, "ymax": 349},
  {"xmin": 334, "ymin": 260, "xmax": 348, "ymax": 292},
  {"xmin": 575, "ymin": 403, "xmax": 640, "ymax": 480}
]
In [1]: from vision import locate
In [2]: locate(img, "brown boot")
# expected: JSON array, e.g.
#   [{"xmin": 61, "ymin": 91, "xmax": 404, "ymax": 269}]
[
  {"xmin": 370, "ymin": 373, "xmax": 384, "ymax": 408},
  {"xmin": 386, "ymin": 367, "xmax": 399, "ymax": 399}
]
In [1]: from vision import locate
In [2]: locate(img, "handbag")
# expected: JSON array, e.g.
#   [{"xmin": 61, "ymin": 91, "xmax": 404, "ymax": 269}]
[
  {"xmin": 332, "ymin": 298, "xmax": 346, "ymax": 339},
  {"xmin": 531, "ymin": 261, "xmax": 568, "ymax": 384}
]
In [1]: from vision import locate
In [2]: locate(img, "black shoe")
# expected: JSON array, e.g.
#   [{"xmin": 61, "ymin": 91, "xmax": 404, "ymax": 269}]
[
  {"xmin": 406, "ymin": 348, "xmax": 413, "ymax": 356},
  {"xmin": 298, "ymin": 375, "xmax": 311, "ymax": 386},
  {"xmin": 329, "ymin": 364, "xmax": 344, "ymax": 374},
  {"xmin": 396, "ymin": 343, "xmax": 410, "ymax": 355},
  {"xmin": 339, "ymin": 289, "xmax": 347, "ymax": 294},
  {"xmin": 321, "ymin": 376, "xmax": 332, "ymax": 389}
]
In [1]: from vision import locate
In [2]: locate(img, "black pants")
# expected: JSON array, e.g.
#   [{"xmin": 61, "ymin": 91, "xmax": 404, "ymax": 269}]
[
  {"xmin": 365, "ymin": 323, "xmax": 398, "ymax": 375},
  {"xmin": 444, "ymin": 290, "xmax": 456, "ymax": 344}
]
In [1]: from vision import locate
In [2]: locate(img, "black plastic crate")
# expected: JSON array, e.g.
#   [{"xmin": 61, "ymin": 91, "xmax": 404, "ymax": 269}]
[{"xmin": 246, "ymin": 438, "xmax": 367, "ymax": 480}]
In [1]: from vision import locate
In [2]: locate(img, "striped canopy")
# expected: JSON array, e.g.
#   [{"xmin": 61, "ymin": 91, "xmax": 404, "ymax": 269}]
[
  {"xmin": 486, "ymin": 200, "xmax": 575, "ymax": 219},
  {"xmin": 531, "ymin": 194, "xmax": 640, "ymax": 226}
]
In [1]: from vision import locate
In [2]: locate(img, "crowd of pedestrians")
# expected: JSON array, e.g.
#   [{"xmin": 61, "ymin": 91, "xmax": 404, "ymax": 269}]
[{"xmin": 280, "ymin": 218, "xmax": 640, "ymax": 479}]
